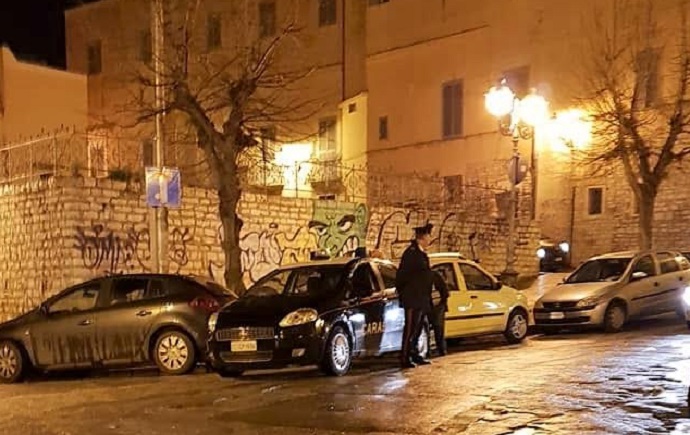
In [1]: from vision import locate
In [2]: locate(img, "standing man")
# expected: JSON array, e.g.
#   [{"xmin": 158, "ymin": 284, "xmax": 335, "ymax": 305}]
[
  {"xmin": 430, "ymin": 272, "xmax": 449, "ymax": 357},
  {"xmin": 396, "ymin": 222, "xmax": 434, "ymax": 369}
]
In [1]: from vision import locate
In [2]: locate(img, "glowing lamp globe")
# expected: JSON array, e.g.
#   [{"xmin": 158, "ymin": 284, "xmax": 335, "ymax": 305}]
[
  {"xmin": 518, "ymin": 92, "xmax": 549, "ymax": 127},
  {"xmin": 485, "ymin": 80, "xmax": 515, "ymax": 118}
]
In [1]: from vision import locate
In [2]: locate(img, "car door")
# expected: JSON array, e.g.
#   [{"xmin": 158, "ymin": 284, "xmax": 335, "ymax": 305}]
[
  {"xmin": 96, "ymin": 276, "xmax": 163, "ymax": 365},
  {"xmin": 431, "ymin": 262, "xmax": 477, "ymax": 337},
  {"xmin": 457, "ymin": 262, "xmax": 507, "ymax": 333},
  {"xmin": 655, "ymin": 252, "xmax": 686, "ymax": 314},
  {"xmin": 344, "ymin": 262, "xmax": 387, "ymax": 356},
  {"xmin": 29, "ymin": 280, "xmax": 104, "ymax": 369},
  {"xmin": 626, "ymin": 254, "xmax": 662, "ymax": 318},
  {"xmin": 371, "ymin": 261, "xmax": 405, "ymax": 352}
]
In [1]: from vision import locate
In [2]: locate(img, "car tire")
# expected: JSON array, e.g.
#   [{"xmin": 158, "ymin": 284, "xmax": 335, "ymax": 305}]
[
  {"xmin": 320, "ymin": 325, "xmax": 352, "ymax": 377},
  {"xmin": 504, "ymin": 310, "xmax": 529, "ymax": 344},
  {"xmin": 603, "ymin": 302, "xmax": 626, "ymax": 333},
  {"xmin": 0, "ymin": 341, "xmax": 25, "ymax": 384},
  {"xmin": 153, "ymin": 330, "xmax": 197, "ymax": 376}
]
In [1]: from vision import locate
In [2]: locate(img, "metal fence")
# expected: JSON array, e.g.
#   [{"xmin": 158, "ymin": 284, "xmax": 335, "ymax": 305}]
[{"xmin": 0, "ymin": 130, "xmax": 513, "ymax": 214}]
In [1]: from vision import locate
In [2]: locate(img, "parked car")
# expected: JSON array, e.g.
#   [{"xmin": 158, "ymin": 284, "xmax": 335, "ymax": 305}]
[
  {"xmin": 534, "ymin": 250, "xmax": 690, "ymax": 333},
  {"xmin": 537, "ymin": 239, "xmax": 570, "ymax": 272},
  {"xmin": 0, "ymin": 274, "xmax": 236, "ymax": 383},
  {"xmin": 427, "ymin": 253, "xmax": 530, "ymax": 344},
  {"xmin": 208, "ymin": 256, "xmax": 430, "ymax": 377}
]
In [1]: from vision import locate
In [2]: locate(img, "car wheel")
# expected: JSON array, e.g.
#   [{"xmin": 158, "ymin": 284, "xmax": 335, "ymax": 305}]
[
  {"xmin": 603, "ymin": 302, "xmax": 626, "ymax": 333},
  {"xmin": 320, "ymin": 326, "xmax": 352, "ymax": 376},
  {"xmin": 0, "ymin": 341, "xmax": 25, "ymax": 384},
  {"xmin": 153, "ymin": 330, "xmax": 197, "ymax": 376},
  {"xmin": 504, "ymin": 310, "xmax": 529, "ymax": 344}
]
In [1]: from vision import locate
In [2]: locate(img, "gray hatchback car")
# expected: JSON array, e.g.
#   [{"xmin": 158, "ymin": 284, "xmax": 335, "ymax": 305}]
[
  {"xmin": 534, "ymin": 251, "xmax": 690, "ymax": 333},
  {"xmin": 0, "ymin": 274, "xmax": 235, "ymax": 383}
]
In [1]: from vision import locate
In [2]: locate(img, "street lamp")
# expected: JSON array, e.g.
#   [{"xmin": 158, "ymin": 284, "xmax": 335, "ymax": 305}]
[{"xmin": 485, "ymin": 79, "xmax": 549, "ymax": 284}]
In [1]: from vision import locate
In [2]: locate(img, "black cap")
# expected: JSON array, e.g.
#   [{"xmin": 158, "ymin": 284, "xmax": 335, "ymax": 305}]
[{"xmin": 414, "ymin": 222, "xmax": 433, "ymax": 237}]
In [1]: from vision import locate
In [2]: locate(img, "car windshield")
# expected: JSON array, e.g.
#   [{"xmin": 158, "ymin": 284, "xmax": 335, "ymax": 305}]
[
  {"xmin": 245, "ymin": 265, "xmax": 346, "ymax": 297},
  {"xmin": 565, "ymin": 258, "xmax": 632, "ymax": 283}
]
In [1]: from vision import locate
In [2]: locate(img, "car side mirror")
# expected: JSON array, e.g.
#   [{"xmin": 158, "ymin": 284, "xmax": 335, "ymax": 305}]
[
  {"xmin": 39, "ymin": 303, "xmax": 49, "ymax": 316},
  {"xmin": 493, "ymin": 280, "xmax": 503, "ymax": 290},
  {"xmin": 631, "ymin": 271, "xmax": 648, "ymax": 282}
]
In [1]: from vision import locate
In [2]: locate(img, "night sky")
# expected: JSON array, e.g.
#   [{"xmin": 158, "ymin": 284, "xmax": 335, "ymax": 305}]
[{"xmin": 0, "ymin": 0, "xmax": 100, "ymax": 68}]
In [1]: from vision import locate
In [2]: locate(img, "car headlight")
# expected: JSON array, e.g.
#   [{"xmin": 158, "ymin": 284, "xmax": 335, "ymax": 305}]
[
  {"xmin": 279, "ymin": 308, "xmax": 318, "ymax": 328},
  {"xmin": 683, "ymin": 287, "xmax": 690, "ymax": 306},
  {"xmin": 576, "ymin": 296, "xmax": 600, "ymax": 309},
  {"xmin": 537, "ymin": 248, "xmax": 546, "ymax": 259},
  {"xmin": 559, "ymin": 242, "xmax": 570, "ymax": 253},
  {"xmin": 208, "ymin": 312, "xmax": 219, "ymax": 333}
]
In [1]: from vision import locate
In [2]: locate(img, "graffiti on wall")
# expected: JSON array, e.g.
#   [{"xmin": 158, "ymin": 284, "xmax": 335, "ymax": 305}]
[
  {"xmin": 309, "ymin": 202, "xmax": 368, "ymax": 256},
  {"xmin": 74, "ymin": 225, "xmax": 152, "ymax": 274}
]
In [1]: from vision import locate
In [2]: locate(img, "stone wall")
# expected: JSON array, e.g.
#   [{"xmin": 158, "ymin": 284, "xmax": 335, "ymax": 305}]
[
  {"xmin": 572, "ymin": 162, "xmax": 690, "ymax": 264},
  {"xmin": 0, "ymin": 176, "xmax": 540, "ymax": 322}
]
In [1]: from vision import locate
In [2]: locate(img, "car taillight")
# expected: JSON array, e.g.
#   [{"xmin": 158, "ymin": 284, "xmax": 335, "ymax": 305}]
[{"xmin": 189, "ymin": 297, "xmax": 220, "ymax": 312}]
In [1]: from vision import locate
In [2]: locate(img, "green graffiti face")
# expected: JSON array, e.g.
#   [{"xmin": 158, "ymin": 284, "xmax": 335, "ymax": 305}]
[{"xmin": 309, "ymin": 202, "xmax": 368, "ymax": 256}]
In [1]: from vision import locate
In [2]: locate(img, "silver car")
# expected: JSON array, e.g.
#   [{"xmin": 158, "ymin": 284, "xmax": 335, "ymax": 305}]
[{"xmin": 534, "ymin": 250, "xmax": 690, "ymax": 333}]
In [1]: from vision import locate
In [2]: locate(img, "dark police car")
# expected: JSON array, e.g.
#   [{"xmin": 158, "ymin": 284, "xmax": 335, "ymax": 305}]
[{"xmin": 207, "ymin": 256, "xmax": 428, "ymax": 377}]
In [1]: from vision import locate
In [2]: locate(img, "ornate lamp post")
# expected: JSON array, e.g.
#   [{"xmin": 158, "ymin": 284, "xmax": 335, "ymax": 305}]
[{"xmin": 485, "ymin": 79, "xmax": 548, "ymax": 284}]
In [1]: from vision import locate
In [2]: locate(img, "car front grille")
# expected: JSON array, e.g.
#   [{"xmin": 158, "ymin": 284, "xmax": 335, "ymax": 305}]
[
  {"xmin": 219, "ymin": 350, "xmax": 273, "ymax": 363},
  {"xmin": 216, "ymin": 326, "xmax": 275, "ymax": 342},
  {"xmin": 542, "ymin": 301, "xmax": 579, "ymax": 310}
]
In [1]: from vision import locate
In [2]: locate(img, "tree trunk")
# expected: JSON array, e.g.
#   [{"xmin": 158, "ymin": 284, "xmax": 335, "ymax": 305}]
[
  {"xmin": 218, "ymin": 181, "xmax": 245, "ymax": 295},
  {"xmin": 637, "ymin": 189, "xmax": 656, "ymax": 250}
]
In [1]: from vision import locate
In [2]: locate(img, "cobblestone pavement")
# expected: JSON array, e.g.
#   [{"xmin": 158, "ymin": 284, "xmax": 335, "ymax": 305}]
[{"xmin": 1, "ymin": 311, "xmax": 689, "ymax": 435}]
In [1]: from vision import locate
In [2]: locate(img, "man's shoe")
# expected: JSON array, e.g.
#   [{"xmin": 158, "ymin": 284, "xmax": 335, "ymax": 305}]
[{"xmin": 412, "ymin": 357, "xmax": 432, "ymax": 365}]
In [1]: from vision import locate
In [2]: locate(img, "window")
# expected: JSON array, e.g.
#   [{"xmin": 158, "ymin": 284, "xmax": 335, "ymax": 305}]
[
  {"xmin": 503, "ymin": 66, "xmax": 530, "ymax": 98},
  {"xmin": 657, "ymin": 252, "xmax": 681, "ymax": 274},
  {"xmin": 319, "ymin": 0, "xmax": 337, "ymax": 26},
  {"xmin": 588, "ymin": 187, "xmax": 603, "ymax": 215},
  {"xmin": 139, "ymin": 30, "xmax": 152, "ymax": 63},
  {"xmin": 259, "ymin": 1, "xmax": 276, "ymax": 38},
  {"xmin": 635, "ymin": 48, "xmax": 661, "ymax": 108},
  {"xmin": 110, "ymin": 278, "xmax": 149, "ymax": 305},
  {"xmin": 377, "ymin": 263, "xmax": 397, "ymax": 289},
  {"xmin": 49, "ymin": 284, "xmax": 101, "ymax": 313},
  {"xmin": 368, "ymin": 0, "xmax": 389, "ymax": 5},
  {"xmin": 318, "ymin": 118, "xmax": 337, "ymax": 156},
  {"xmin": 458, "ymin": 263, "xmax": 495, "ymax": 291},
  {"xmin": 432, "ymin": 263, "xmax": 460, "ymax": 291},
  {"xmin": 142, "ymin": 139, "xmax": 154, "ymax": 166},
  {"xmin": 378, "ymin": 116, "xmax": 388, "ymax": 140},
  {"xmin": 207, "ymin": 13, "xmax": 222, "ymax": 50},
  {"xmin": 442, "ymin": 80, "xmax": 464, "ymax": 138},
  {"xmin": 350, "ymin": 264, "xmax": 377, "ymax": 296},
  {"xmin": 87, "ymin": 41, "xmax": 102, "ymax": 75},
  {"xmin": 444, "ymin": 175, "xmax": 464, "ymax": 204},
  {"xmin": 633, "ymin": 255, "xmax": 657, "ymax": 277}
]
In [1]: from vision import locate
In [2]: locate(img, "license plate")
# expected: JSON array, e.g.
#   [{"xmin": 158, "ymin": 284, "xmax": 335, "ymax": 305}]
[
  {"xmin": 555, "ymin": 257, "xmax": 563, "ymax": 261},
  {"xmin": 231, "ymin": 340, "xmax": 257, "ymax": 352},
  {"xmin": 549, "ymin": 312, "xmax": 565, "ymax": 320}
]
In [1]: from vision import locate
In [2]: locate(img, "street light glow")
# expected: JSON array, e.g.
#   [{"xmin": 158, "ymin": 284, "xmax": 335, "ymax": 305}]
[
  {"xmin": 548, "ymin": 109, "xmax": 592, "ymax": 152},
  {"xmin": 484, "ymin": 80, "xmax": 515, "ymax": 118},
  {"xmin": 517, "ymin": 92, "xmax": 550, "ymax": 127}
]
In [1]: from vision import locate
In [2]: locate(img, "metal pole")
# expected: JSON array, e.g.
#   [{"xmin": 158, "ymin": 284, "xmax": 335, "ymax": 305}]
[
  {"xmin": 503, "ymin": 135, "xmax": 519, "ymax": 284},
  {"xmin": 151, "ymin": 0, "xmax": 166, "ymax": 273}
]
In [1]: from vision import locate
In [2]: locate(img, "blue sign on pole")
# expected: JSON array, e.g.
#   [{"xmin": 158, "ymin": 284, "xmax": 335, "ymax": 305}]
[{"xmin": 146, "ymin": 167, "xmax": 181, "ymax": 208}]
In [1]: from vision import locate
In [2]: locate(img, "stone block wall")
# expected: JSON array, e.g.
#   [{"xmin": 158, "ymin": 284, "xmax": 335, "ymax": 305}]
[{"xmin": 0, "ymin": 176, "xmax": 540, "ymax": 321}]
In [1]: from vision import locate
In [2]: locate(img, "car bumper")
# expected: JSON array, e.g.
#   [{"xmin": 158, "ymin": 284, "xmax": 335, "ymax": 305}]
[
  {"xmin": 533, "ymin": 304, "xmax": 608, "ymax": 328},
  {"xmin": 207, "ymin": 323, "xmax": 326, "ymax": 372}
]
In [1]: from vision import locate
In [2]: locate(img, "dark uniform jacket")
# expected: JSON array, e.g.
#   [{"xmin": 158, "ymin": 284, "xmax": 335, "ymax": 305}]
[
  {"xmin": 395, "ymin": 241, "xmax": 434, "ymax": 312},
  {"xmin": 431, "ymin": 272, "xmax": 450, "ymax": 312}
]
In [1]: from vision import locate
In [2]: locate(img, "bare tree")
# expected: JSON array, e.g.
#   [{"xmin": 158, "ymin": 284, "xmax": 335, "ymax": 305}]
[
  {"xmin": 578, "ymin": 0, "xmax": 690, "ymax": 249},
  {"xmin": 131, "ymin": 0, "xmax": 325, "ymax": 292}
]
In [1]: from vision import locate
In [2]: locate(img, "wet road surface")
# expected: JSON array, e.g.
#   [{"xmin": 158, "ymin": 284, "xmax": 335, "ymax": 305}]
[{"xmin": 2, "ymin": 315, "xmax": 690, "ymax": 435}]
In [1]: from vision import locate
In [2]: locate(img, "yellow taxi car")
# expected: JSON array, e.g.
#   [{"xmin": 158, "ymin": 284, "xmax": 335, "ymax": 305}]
[{"xmin": 429, "ymin": 253, "xmax": 530, "ymax": 344}]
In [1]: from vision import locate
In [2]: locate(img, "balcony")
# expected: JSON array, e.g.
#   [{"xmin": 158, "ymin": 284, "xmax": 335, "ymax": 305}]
[{"xmin": 309, "ymin": 151, "xmax": 344, "ymax": 196}]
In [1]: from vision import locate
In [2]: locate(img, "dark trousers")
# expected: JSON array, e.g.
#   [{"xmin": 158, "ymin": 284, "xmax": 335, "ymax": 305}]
[
  {"xmin": 401, "ymin": 308, "xmax": 425, "ymax": 363},
  {"xmin": 429, "ymin": 304, "xmax": 446, "ymax": 356}
]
